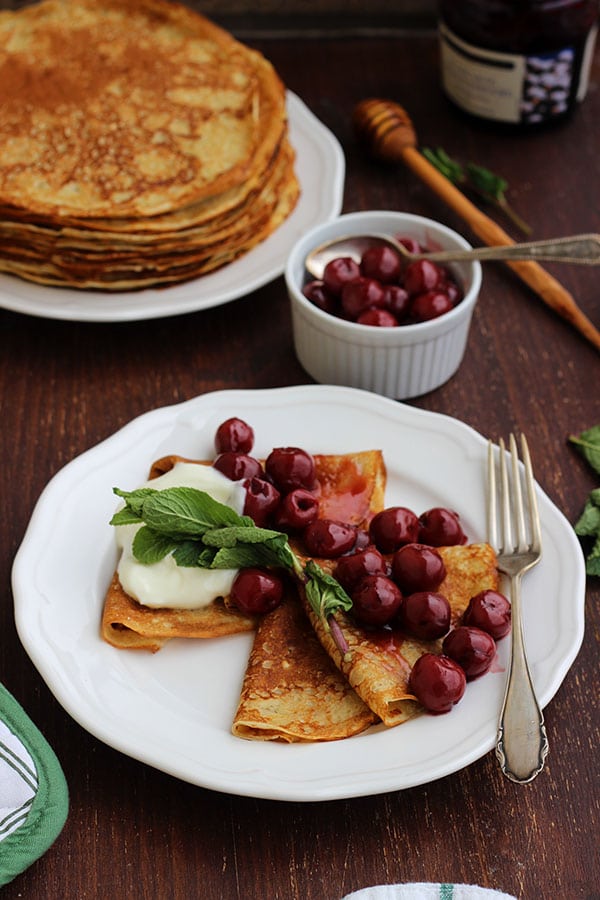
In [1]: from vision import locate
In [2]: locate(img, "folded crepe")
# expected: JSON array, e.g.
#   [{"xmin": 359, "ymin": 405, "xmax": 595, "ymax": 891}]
[
  {"xmin": 231, "ymin": 448, "xmax": 390, "ymax": 743},
  {"xmin": 101, "ymin": 450, "xmax": 386, "ymax": 653},
  {"xmin": 101, "ymin": 455, "xmax": 257, "ymax": 652},
  {"xmin": 301, "ymin": 542, "xmax": 499, "ymax": 728},
  {"xmin": 232, "ymin": 593, "xmax": 377, "ymax": 742}
]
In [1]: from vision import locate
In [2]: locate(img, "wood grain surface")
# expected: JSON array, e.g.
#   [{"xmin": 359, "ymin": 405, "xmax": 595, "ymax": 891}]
[{"xmin": 0, "ymin": 26, "xmax": 598, "ymax": 900}]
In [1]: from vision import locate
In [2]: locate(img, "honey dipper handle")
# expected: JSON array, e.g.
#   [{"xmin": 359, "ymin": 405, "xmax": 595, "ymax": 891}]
[{"xmin": 401, "ymin": 145, "xmax": 600, "ymax": 352}]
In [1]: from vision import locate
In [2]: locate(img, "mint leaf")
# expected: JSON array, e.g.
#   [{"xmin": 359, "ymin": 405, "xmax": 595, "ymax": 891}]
[
  {"xmin": 574, "ymin": 491, "xmax": 600, "ymax": 537},
  {"xmin": 202, "ymin": 525, "xmax": 285, "ymax": 549},
  {"xmin": 112, "ymin": 486, "xmax": 157, "ymax": 517},
  {"xmin": 141, "ymin": 487, "xmax": 244, "ymax": 536},
  {"xmin": 110, "ymin": 507, "xmax": 143, "ymax": 526},
  {"xmin": 466, "ymin": 162, "xmax": 508, "ymax": 202},
  {"xmin": 570, "ymin": 426, "xmax": 600, "ymax": 476},
  {"xmin": 172, "ymin": 541, "xmax": 204, "ymax": 567},
  {"xmin": 585, "ymin": 536, "xmax": 600, "ymax": 576},
  {"xmin": 304, "ymin": 560, "xmax": 353, "ymax": 620},
  {"xmin": 423, "ymin": 147, "xmax": 465, "ymax": 184},
  {"xmin": 421, "ymin": 147, "xmax": 531, "ymax": 235},
  {"xmin": 132, "ymin": 526, "xmax": 179, "ymax": 564},
  {"xmin": 570, "ymin": 430, "xmax": 600, "ymax": 577}
]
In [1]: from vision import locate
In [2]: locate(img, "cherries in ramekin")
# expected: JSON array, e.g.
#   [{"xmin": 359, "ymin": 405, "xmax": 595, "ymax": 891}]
[{"xmin": 302, "ymin": 236, "xmax": 464, "ymax": 329}]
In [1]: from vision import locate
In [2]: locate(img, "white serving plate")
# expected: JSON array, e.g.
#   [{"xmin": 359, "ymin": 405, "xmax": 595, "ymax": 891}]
[{"xmin": 12, "ymin": 386, "xmax": 585, "ymax": 800}]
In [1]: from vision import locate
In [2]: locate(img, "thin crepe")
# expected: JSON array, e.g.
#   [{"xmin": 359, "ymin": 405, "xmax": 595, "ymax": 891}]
[
  {"xmin": 101, "ymin": 455, "xmax": 257, "ymax": 652},
  {"xmin": 232, "ymin": 594, "xmax": 377, "ymax": 742},
  {"xmin": 302, "ymin": 542, "xmax": 499, "ymax": 728}
]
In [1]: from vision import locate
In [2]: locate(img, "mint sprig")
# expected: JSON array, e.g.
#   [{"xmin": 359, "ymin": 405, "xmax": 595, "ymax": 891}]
[
  {"xmin": 569, "ymin": 426, "xmax": 600, "ymax": 576},
  {"xmin": 111, "ymin": 485, "xmax": 352, "ymax": 650},
  {"xmin": 422, "ymin": 147, "xmax": 532, "ymax": 237}
]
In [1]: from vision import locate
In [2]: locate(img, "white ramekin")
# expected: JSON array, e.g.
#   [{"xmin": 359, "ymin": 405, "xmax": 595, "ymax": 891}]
[{"xmin": 285, "ymin": 210, "xmax": 482, "ymax": 399}]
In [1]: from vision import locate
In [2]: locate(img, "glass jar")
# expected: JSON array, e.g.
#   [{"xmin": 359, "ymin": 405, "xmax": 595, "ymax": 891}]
[{"xmin": 439, "ymin": 0, "xmax": 599, "ymax": 127}]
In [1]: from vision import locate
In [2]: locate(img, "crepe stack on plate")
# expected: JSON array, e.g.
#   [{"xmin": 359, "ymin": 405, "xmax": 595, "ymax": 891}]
[{"xmin": 0, "ymin": 0, "xmax": 299, "ymax": 290}]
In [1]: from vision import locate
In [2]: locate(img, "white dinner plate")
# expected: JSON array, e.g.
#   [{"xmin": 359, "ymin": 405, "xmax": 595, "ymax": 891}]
[
  {"xmin": 12, "ymin": 386, "xmax": 585, "ymax": 801},
  {"xmin": 0, "ymin": 93, "xmax": 344, "ymax": 322}
]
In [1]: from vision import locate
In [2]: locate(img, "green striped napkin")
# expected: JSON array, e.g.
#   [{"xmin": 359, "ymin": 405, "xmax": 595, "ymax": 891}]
[
  {"xmin": 0, "ymin": 682, "xmax": 68, "ymax": 887},
  {"xmin": 343, "ymin": 885, "xmax": 517, "ymax": 899}
]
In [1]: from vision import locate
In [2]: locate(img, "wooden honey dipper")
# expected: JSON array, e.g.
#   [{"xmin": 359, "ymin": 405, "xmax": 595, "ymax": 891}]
[{"xmin": 353, "ymin": 98, "xmax": 600, "ymax": 352}]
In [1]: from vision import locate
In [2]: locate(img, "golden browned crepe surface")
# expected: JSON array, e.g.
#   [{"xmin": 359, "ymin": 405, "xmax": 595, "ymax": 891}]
[
  {"xmin": 0, "ymin": 0, "xmax": 299, "ymax": 289},
  {"xmin": 232, "ymin": 595, "xmax": 377, "ymax": 742}
]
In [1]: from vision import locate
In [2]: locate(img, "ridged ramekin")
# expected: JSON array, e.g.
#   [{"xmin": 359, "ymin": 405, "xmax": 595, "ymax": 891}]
[{"xmin": 285, "ymin": 210, "xmax": 482, "ymax": 399}]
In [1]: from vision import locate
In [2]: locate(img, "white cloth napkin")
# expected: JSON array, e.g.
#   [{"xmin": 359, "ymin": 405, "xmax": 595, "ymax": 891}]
[{"xmin": 343, "ymin": 885, "xmax": 517, "ymax": 900}]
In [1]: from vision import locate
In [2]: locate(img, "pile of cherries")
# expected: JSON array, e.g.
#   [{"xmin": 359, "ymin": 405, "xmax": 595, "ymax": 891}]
[
  {"xmin": 302, "ymin": 237, "xmax": 464, "ymax": 328},
  {"xmin": 212, "ymin": 416, "xmax": 511, "ymax": 716}
]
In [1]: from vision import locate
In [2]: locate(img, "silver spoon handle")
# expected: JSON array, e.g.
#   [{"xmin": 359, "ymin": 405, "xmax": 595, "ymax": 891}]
[{"xmin": 422, "ymin": 233, "xmax": 600, "ymax": 265}]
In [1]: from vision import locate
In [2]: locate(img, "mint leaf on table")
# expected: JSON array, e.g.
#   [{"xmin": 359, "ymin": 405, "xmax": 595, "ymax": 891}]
[
  {"xmin": 570, "ymin": 428, "xmax": 600, "ymax": 576},
  {"xmin": 569, "ymin": 425, "xmax": 600, "ymax": 475},
  {"xmin": 422, "ymin": 146, "xmax": 532, "ymax": 236},
  {"xmin": 111, "ymin": 485, "xmax": 353, "ymax": 652}
]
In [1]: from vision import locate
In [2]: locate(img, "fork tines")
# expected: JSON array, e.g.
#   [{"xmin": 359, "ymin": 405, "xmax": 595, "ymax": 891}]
[{"xmin": 488, "ymin": 433, "xmax": 542, "ymax": 559}]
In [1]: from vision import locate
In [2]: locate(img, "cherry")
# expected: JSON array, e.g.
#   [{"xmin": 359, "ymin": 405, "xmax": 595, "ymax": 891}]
[
  {"xmin": 463, "ymin": 590, "xmax": 511, "ymax": 640},
  {"xmin": 400, "ymin": 591, "xmax": 451, "ymax": 640},
  {"xmin": 396, "ymin": 236, "xmax": 423, "ymax": 255},
  {"xmin": 383, "ymin": 284, "xmax": 410, "ymax": 320},
  {"xmin": 274, "ymin": 488, "xmax": 319, "ymax": 530},
  {"xmin": 391, "ymin": 543, "xmax": 446, "ymax": 593},
  {"xmin": 213, "ymin": 452, "xmax": 262, "ymax": 482},
  {"xmin": 243, "ymin": 477, "xmax": 281, "ymax": 527},
  {"xmin": 214, "ymin": 417, "xmax": 255, "ymax": 455},
  {"xmin": 418, "ymin": 507, "xmax": 467, "ymax": 546},
  {"xmin": 410, "ymin": 291, "xmax": 454, "ymax": 322},
  {"xmin": 350, "ymin": 574, "xmax": 403, "ymax": 627},
  {"xmin": 360, "ymin": 245, "xmax": 402, "ymax": 283},
  {"xmin": 357, "ymin": 308, "xmax": 398, "ymax": 327},
  {"xmin": 442, "ymin": 626, "xmax": 496, "ymax": 679},
  {"xmin": 302, "ymin": 280, "xmax": 339, "ymax": 315},
  {"xmin": 368, "ymin": 506, "xmax": 419, "ymax": 554},
  {"xmin": 303, "ymin": 518, "xmax": 357, "ymax": 558},
  {"xmin": 323, "ymin": 257, "xmax": 361, "ymax": 295},
  {"xmin": 441, "ymin": 277, "xmax": 463, "ymax": 306},
  {"xmin": 265, "ymin": 447, "xmax": 316, "ymax": 492},
  {"xmin": 335, "ymin": 546, "xmax": 388, "ymax": 591},
  {"xmin": 403, "ymin": 259, "xmax": 444, "ymax": 295},
  {"xmin": 408, "ymin": 653, "xmax": 466, "ymax": 714},
  {"xmin": 341, "ymin": 277, "xmax": 386, "ymax": 319},
  {"xmin": 230, "ymin": 567, "xmax": 284, "ymax": 615},
  {"xmin": 353, "ymin": 529, "xmax": 372, "ymax": 552}
]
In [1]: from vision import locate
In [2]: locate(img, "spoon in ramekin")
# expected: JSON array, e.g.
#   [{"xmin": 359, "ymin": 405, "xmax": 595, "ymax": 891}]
[{"xmin": 305, "ymin": 232, "xmax": 600, "ymax": 280}]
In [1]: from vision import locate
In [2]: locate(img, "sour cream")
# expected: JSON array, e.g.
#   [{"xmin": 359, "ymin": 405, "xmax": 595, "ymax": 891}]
[{"xmin": 116, "ymin": 462, "xmax": 246, "ymax": 609}]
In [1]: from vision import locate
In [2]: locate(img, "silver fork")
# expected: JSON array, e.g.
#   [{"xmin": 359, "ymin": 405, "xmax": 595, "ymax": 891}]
[{"xmin": 488, "ymin": 434, "xmax": 549, "ymax": 783}]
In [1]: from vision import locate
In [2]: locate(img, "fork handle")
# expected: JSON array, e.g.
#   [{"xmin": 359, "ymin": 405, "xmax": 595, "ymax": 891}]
[{"xmin": 496, "ymin": 572, "xmax": 549, "ymax": 783}]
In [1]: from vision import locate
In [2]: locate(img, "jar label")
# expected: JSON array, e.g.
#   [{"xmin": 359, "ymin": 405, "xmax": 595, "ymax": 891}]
[{"xmin": 439, "ymin": 22, "xmax": 596, "ymax": 124}]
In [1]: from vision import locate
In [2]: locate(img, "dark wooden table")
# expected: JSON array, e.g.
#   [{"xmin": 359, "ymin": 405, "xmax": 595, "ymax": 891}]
[{"xmin": 1, "ymin": 26, "xmax": 599, "ymax": 900}]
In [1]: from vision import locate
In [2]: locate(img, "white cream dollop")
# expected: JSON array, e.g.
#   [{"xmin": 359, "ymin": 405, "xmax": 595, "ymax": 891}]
[{"xmin": 115, "ymin": 461, "xmax": 246, "ymax": 609}]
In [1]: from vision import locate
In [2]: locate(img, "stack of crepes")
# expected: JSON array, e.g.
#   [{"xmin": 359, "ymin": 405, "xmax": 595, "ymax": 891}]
[
  {"xmin": 0, "ymin": 0, "xmax": 299, "ymax": 290},
  {"xmin": 102, "ymin": 451, "xmax": 499, "ymax": 743}
]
